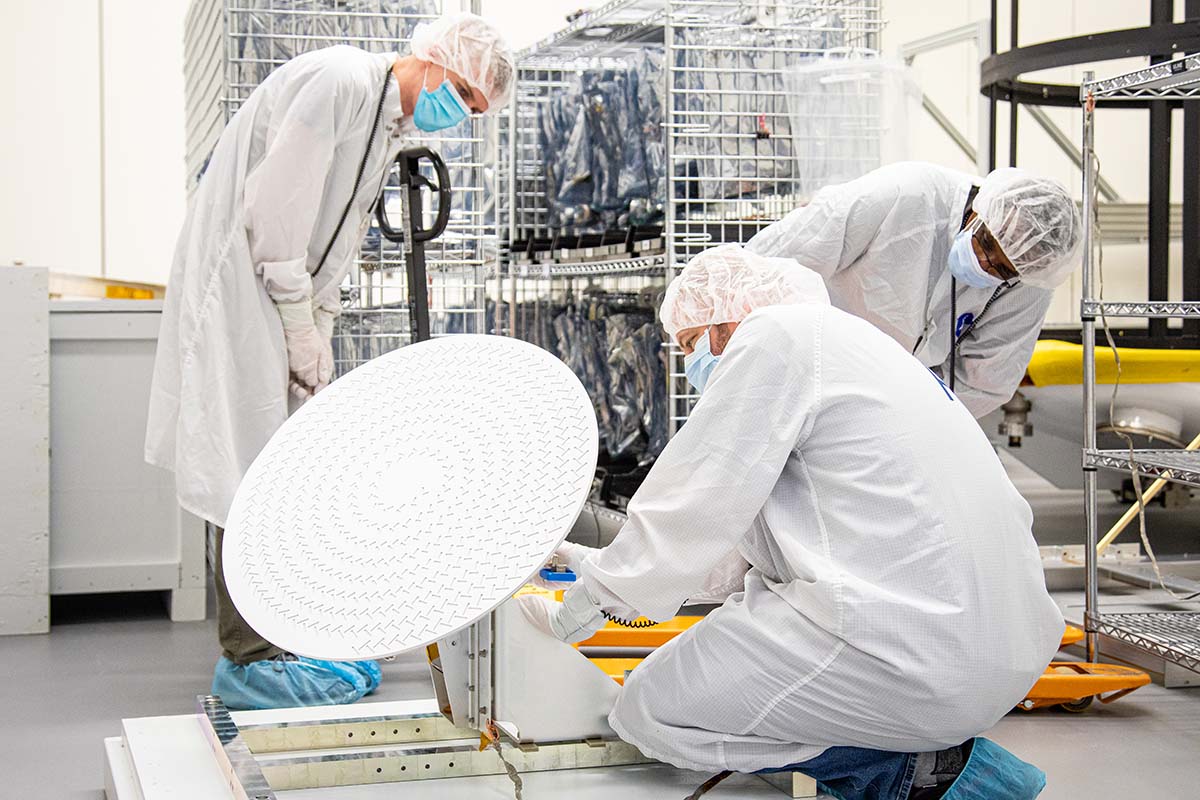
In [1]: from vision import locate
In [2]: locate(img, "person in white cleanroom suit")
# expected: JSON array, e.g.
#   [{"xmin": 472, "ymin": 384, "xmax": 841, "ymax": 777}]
[
  {"xmin": 745, "ymin": 162, "xmax": 1082, "ymax": 419},
  {"xmin": 520, "ymin": 244, "xmax": 1063, "ymax": 799},
  {"xmin": 145, "ymin": 13, "xmax": 513, "ymax": 710}
]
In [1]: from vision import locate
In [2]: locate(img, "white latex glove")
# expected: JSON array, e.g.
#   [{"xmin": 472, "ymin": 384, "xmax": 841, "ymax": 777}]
[
  {"xmin": 530, "ymin": 541, "xmax": 598, "ymax": 590},
  {"xmin": 312, "ymin": 301, "xmax": 338, "ymax": 391},
  {"xmin": 276, "ymin": 300, "xmax": 330, "ymax": 394},
  {"xmin": 516, "ymin": 584, "xmax": 606, "ymax": 645}
]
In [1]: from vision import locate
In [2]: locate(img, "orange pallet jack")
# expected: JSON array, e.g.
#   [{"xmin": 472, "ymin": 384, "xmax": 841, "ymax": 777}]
[
  {"xmin": 1016, "ymin": 625, "xmax": 1150, "ymax": 713},
  {"xmin": 578, "ymin": 620, "xmax": 1150, "ymax": 713}
]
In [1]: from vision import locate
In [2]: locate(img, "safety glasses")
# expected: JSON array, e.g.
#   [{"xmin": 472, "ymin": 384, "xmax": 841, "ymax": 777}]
[{"xmin": 965, "ymin": 216, "xmax": 1021, "ymax": 283}]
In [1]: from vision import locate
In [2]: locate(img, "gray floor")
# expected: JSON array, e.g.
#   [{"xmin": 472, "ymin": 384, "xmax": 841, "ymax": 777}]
[{"xmin": 4, "ymin": 590, "xmax": 1200, "ymax": 799}]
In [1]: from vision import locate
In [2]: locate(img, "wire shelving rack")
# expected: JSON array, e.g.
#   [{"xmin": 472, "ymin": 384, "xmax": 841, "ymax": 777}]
[
  {"xmin": 1080, "ymin": 58, "xmax": 1200, "ymax": 673},
  {"xmin": 495, "ymin": 0, "xmax": 884, "ymax": 438}
]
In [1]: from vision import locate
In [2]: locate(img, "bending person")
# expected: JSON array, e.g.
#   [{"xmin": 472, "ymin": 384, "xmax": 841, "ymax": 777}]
[
  {"xmin": 521, "ymin": 244, "xmax": 1062, "ymax": 800},
  {"xmin": 145, "ymin": 13, "xmax": 513, "ymax": 710},
  {"xmin": 745, "ymin": 162, "xmax": 1082, "ymax": 418}
]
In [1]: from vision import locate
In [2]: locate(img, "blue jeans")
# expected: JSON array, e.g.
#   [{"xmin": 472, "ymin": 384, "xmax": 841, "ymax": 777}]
[
  {"xmin": 760, "ymin": 746, "xmax": 917, "ymax": 800},
  {"xmin": 759, "ymin": 738, "xmax": 1046, "ymax": 800}
]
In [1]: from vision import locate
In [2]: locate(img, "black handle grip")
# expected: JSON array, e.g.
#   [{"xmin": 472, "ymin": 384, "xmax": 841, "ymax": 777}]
[
  {"xmin": 375, "ymin": 190, "xmax": 404, "ymax": 242},
  {"xmin": 414, "ymin": 147, "xmax": 451, "ymax": 243},
  {"xmin": 375, "ymin": 147, "xmax": 452, "ymax": 244}
]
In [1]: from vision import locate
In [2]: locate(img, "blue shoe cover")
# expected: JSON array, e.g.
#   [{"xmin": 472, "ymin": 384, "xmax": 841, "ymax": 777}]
[
  {"xmin": 298, "ymin": 658, "xmax": 382, "ymax": 694},
  {"xmin": 212, "ymin": 655, "xmax": 369, "ymax": 711},
  {"xmin": 941, "ymin": 738, "xmax": 1046, "ymax": 800},
  {"xmin": 349, "ymin": 659, "xmax": 383, "ymax": 694}
]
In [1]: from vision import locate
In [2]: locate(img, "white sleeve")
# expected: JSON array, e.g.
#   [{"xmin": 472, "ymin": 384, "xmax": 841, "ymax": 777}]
[
  {"xmin": 688, "ymin": 551, "xmax": 751, "ymax": 604},
  {"xmin": 945, "ymin": 284, "xmax": 1053, "ymax": 418},
  {"xmin": 746, "ymin": 167, "xmax": 906, "ymax": 279},
  {"xmin": 244, "ymin": 68, "xmax": 346, "ymax": 304},
  {"xmin": 579, "ymin": 308, "xmax": 821, "ymax": 622}
]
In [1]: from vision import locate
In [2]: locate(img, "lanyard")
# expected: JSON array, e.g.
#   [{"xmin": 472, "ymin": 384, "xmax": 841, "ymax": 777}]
[{"xmin": 312, "ymin": 64, "xmax": 393, "ymax": 280}]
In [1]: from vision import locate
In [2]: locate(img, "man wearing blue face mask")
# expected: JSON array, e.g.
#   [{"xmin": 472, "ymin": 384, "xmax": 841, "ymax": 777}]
[
  {"xmin": 146, "ymin": 13, "xmax": 513, "ymax": 711},
  {"xmin": 746, "ymin": 163, "xmax": 1082, "ymax": 418}
]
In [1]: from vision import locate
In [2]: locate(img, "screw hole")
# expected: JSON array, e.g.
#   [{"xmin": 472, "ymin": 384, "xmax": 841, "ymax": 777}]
[
  {"xmin": 393, "ymin": 728, "xmax": 399, "ymax": 734},
  {"xmin": 370, "ymin": 730, "xmax": 376, "ymax": 736},
  {"xmin": 376, "ymin": 767, "xmax": 382, "ymax": 774},
  {"xmin": 415, "ymin": 727, "xmax": 421, "ymax": 733},
  {"xmin": 347, "ymin": 732, "xmax": 353, "ymax": 738},
  {"xmin": 449, "ymin": 761, "xmax": 455, "ymax": 767},
  {"xmin": 401, "ymin": 766, "xmax": 407, "ymax": 772}
]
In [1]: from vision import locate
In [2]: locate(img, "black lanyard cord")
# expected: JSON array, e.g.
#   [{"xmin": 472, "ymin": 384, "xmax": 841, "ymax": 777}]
[
  {"xmin": 949, "ymin": 282, "xmax": 1010, "ymax": 392},
  {"xmin": 312, "ymin": 64, "xmax": 393, "ymax": 280}
]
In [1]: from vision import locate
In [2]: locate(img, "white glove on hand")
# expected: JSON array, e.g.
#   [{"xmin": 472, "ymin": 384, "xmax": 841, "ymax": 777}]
[
  {"xmin": 312, "ymin": 302, "xmax": 338, "ymax": 391},
  {"xmin": 516, "ymin": 584, "xmax": 606, "ymax": 645},
  {"xmin": 530, "ymin": 541, "xmax": 598, "ymax": 590},
  {"xmin": 277, "ymin": 300, "xmax": 330, "ymax": 396}
]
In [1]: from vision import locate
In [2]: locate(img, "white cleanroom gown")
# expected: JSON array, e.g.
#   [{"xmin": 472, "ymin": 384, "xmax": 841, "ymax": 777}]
[
  {"xmin": 577, "ymin": 301, "xmax": 1063, "ymax": 773},
  {"xmin": 747, "ymin": 161, "xmax": 1054, "ymax": 419},
  {"xmin": 146, "ymin": 46, "xmax": 413, "ymax": 527}
]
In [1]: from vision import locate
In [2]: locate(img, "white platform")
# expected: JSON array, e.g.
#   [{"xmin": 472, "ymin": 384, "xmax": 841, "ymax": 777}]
[{"xmin": 103, "ymin": 701, "xmax": 790, "ymax": 799}]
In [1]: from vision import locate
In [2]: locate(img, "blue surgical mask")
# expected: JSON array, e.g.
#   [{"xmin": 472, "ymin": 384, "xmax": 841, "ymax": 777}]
[
  {"xmin": 947, "ymin": 229, "xmax": 1002, "ymax": 289},
  {"xmin": 683, "ymin": 330, "xmax": 721, "ymax": 393},
  {"xmin": 412, "ymin": 66, "xmax": 470, "ymax": 132}
]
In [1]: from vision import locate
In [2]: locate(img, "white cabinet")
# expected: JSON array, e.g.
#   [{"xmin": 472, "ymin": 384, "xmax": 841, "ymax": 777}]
[{"xmin": 47, "ymin": 300, "xmax": 205, "ymax": 621}]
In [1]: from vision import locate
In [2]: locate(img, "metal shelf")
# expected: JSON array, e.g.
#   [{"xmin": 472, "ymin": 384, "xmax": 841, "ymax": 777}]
[
  {"xmin": 509, "ymin": 254, "xmax": 666, "ymax": 278},
  {"xmin": 520, "ymin": 0, "xmax": 665, "ymax": 59},
  {"xmin": 1082, "ymin": 54, "xmax": 1200, "ymax": 101},
  {"xmin": 1093, "ymin": 613, "xmax": 1200, "ymax": 673},
  {"xmin": 1084, "ymin": 449, "xmax": 1200, "ymax": 489},
  {"xmin": 1082, "ymin": 300, "xmax": 1200, "ymax": 319}
]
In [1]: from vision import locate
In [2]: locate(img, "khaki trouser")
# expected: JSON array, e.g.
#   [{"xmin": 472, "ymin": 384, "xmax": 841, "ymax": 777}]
[{"xmin": 212, "ymin": 524, "xmax": 286, "ymax": 664}]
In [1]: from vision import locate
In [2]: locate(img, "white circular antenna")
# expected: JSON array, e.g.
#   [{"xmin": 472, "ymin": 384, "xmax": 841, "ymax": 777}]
[{"xmin": 223, "ymin": 335, "xmax": 598, "ymax": 660}]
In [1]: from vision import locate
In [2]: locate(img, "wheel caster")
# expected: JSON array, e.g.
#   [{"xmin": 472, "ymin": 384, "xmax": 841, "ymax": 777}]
[{"xmin": 1057, "ymin": 695, "xmax": 1095, "ymax": 713}]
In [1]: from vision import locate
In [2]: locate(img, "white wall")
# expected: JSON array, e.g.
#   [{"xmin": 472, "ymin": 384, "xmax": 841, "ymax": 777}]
[
  {"xmin": 0, "ymin": 2, "xmax": 104, "ymax": 277},
  {"xmin": 481, "ymin": 0, "xmax": 590, "ymax": 51},
  {"xmin": 100, "ymin": 1, "xmax": 188, "ymax": 285},
  {"xmin": 0, "ymin": 1, "xmax": 186, "ymax": 285}
]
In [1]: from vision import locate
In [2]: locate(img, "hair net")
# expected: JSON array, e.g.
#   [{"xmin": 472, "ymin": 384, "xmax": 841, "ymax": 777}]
[
  {"xmin": 973, "ymin": 168, "xmax": 1082, "ymax": 290},
  {"xmin": 411, "ymin": 12, "xmax": 515, "ymax": 113},
  {"xmin": 660, "ymin": 244, "xmax": 829, "ymax": 337}
]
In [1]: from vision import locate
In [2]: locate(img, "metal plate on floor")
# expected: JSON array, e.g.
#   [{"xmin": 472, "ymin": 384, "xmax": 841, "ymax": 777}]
[{"xmin": 223, "ymin": 335, "xmax": 598, "ymax": 660}]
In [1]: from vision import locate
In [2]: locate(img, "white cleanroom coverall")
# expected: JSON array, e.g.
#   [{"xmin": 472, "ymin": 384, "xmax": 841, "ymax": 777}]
[
  {"xmin": 579, "ymin": 303, "xmax": 1063, "ymax": 773},
  {"xmin": 146, "ymin": 46, "xmax": 413, "ymax": 527},
  {"xmin": 746, "ymin": 161, "xmax": 1053, "ymax": 419}
]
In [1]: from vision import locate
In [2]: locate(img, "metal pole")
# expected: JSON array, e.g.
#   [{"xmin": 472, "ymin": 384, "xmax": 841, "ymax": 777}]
[
  {"xmin": 1008, "ymin": 0, "xmax": 1018, "ymax": 168},
  {"xmin": 1148, "ymin": 0, "xmax": 1173, "ymax": 340},
  {"xmin": 507, "ymin": 80, "xmax": 519, "ymax": 338},
  {"xmin": 665, "ymin": 3, "xmax": 679, "ymax": 438},
  {"xmin": 988, "ymin": 0, "xmax": 998, "ymax": 172},
  {"xmin": 1184, "ymin": 0, "xmax": 1200, "ymax": 339},
  {"xmin": 1081, "ymin": 72, "xmax": 1099, "ymax": 662}
]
